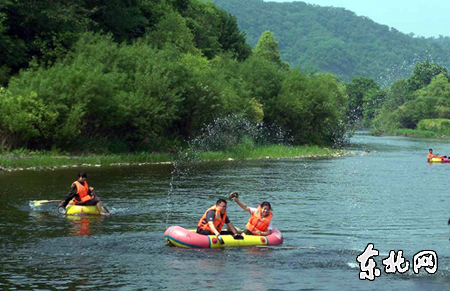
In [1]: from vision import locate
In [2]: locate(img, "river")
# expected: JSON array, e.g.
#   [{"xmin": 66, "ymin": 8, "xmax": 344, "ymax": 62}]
[{"xmin": 1, "ymin": 132, "xmax": 450, "ymax": 290}]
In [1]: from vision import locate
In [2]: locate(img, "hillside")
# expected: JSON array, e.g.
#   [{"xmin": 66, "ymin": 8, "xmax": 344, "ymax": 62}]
[{"xmin": 210, "ymin": 0, "xmax": 450, "ymax": 86}]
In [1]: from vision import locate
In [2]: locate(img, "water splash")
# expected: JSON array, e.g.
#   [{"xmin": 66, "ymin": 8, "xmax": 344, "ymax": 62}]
[
  {"xmin": 189, "ymin": 114, "xmax": 291, "ymax": 152},
  {"xmin": 164, "ymin": 115, "xmax": 291, "ymax": 228},
  {"xmin": 164, "ymin": 151, "xmax": 201, "ymax": 228}
]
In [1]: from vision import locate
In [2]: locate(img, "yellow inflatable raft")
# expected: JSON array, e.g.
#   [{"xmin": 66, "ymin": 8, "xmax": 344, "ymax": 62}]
[
  {"xmin": 429, "ymin": 157, "xmax": 450, "ymax": 163},
  {"xmin": 65, "ymin": 201, "xmax": 100, "ymax": 215}
]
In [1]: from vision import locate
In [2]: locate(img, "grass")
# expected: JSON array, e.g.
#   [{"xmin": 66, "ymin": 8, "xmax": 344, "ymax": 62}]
[
  {"xmin": 197, "ymin": 144, "xmax": 345, "ymax": 160},
  {"xmin": 0, "ymin": 145, "xmax": 347, "ymax": 170},
  {"xmin": 0, "ymin": 152, "xmax": 173, "ymax": 169},
  {"xmin": 371, "ymin": 128, "xmax": 450, "ymax": 139}
]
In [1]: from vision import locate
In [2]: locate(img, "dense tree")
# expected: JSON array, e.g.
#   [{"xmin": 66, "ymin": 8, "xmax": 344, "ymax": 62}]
[
  {"xmin": 0, "ymin": 0, "xmax": 250, "ymax": 86},
  {"xmin": 0, "ymin": 0, "xmax": 92, "ymax": 84},
  {"xmin": 216, "ymin": 9, "xmax": 251, "ymax": 61},
  {"xmin": 405, "ymin": 61, "xmax": 449, "ymax": 93},
  {"xmin": 372, "ymin": 66, "xmax": 450, "ymax": 131},
  {"xmin": 362, "ymin": 89, "xmax": 386, "ymax": 127},
  {"xmin": 272, "ymin": 70, "xmax": 349, "ymax": 145},
  {"xmin": 253, "ymin": 31, "xmax": 285, "ymax": 68},
  {"xmin": 238, "ymin": 55, "xmax": 285, "ymax": 123},
  {"xmin": 345, "ymin": 77, "xmax": 380, "ymax": 125},
  {"xmin": 0, "ymin": 0, "xmax": 356, "ymax": 152}
]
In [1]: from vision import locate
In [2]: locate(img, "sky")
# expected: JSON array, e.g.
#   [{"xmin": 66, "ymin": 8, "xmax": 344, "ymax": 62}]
[{"xmin": 266, "ymin": 0, "xmax": 450, "ymax": 38}]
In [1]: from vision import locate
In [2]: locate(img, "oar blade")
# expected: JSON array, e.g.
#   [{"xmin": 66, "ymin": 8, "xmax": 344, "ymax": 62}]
[{"xmin": 30, "ymin": 200, "xmax": 61, "ymax": 207}]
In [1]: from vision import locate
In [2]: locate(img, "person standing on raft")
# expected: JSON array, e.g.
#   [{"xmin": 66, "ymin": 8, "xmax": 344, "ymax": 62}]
[
  {"xmin": 197, "ymin": 199, "xmax": 242, "ymax": 244},
  {"xmin": 58, "ymin": 171, "xmax": 109, "ymax": 215},
  {"xmin": 230, "ymin": 192, "xmax": 273, "ymax": 236}
]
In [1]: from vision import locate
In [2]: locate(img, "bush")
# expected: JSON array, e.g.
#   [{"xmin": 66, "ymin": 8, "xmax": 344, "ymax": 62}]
[{"xmin": 417, "ymin": 119, "xmax": 450, "ymax": 136}]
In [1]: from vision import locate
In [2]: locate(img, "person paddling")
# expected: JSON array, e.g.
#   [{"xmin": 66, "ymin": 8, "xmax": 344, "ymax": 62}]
[
  {"xmin": 427, "ymin": 149, "xmax": 445, "ymax": 162},
  {"xmin": 230, "ymin": 192, "xmax": 273, "ymax": 236},
  {"xmin": 196, "ymin": 199, "xmax": 242, "ymax": 244},
  {"xmin": 58, "ymin": 171, "xmax": 109, "ymax": 215}
]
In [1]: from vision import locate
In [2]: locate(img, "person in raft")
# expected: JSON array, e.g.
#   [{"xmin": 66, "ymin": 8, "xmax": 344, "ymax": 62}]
[
  {"xmin": 58, "ymin": 171, "xmax": 109, "ymax": 215},
  {"xmin": 427, "ymin": 149, "xmax": 445, "ymax": 162},
  {"xmin": 229, "ymin": 192, "xmax": 273, "ymax": 236},
  {"xmin": 197, "ymin": 199, "xmax": 243, "ymax": 244}
]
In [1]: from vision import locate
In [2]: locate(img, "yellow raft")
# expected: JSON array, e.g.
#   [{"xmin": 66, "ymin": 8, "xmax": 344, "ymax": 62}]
[
  {"xmin": 65, "ymin": 201, "xmax": 100, "ymax": 215},
  {"xmin": 429, "ymin": 157, "xmax": 450, "ymax": 163}
]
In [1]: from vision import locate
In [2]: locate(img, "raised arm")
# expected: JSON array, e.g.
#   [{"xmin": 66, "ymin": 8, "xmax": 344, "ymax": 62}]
[{"xmin": 230, "ymin": 192, "xmax": 251, "ymax": 214}]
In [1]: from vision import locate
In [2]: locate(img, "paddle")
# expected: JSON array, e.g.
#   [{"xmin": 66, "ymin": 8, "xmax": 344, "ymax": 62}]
[{"xmin": 31, "ymin": 200, "xmax": 62, "ymax": 207}]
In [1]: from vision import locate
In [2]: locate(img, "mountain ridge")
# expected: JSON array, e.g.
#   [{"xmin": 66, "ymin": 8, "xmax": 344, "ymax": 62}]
[{"xmin": 210, "ymin": 0, "xmax": 450, "ymax": 86}]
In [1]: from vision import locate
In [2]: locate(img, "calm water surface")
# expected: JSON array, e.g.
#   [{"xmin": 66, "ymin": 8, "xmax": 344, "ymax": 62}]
[{"xmin": 2, "ymin": 132, "xmax": 450, "ymax": 290}]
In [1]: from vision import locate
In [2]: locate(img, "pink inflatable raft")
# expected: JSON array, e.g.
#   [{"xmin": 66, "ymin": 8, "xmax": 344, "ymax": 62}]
[{"xmin": 164, "ymin": 226, "xmax": 283, "ymax": 248}]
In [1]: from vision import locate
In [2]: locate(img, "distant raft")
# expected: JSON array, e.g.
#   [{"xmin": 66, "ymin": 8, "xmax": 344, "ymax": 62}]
[
  {"xmin": 429, "ymin": 157, "xmax": 450, "ymax": 163},
  {"xmin": 164, "ymin": 226, "xmax": 283, "ymax": 248},
  {"xmin": 65, "ymin": 201, "xmax": 100, "ymax": 215}
]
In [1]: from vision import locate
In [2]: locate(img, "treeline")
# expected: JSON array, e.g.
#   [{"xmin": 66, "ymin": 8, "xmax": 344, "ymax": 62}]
[
  {"xmin": 211, "ymin": 0, "xmax": 450, "ymax": 86},
  {"xmin": 338, "ymin": 60, "xmax": 450, "ymax": 136},
  {"xmin": 371, "ymin": 61, "xmax": 450, "ymax": 135},
  {"xmin": 0, "ymin": 0, "xmax": 353, "ymax": 153}
]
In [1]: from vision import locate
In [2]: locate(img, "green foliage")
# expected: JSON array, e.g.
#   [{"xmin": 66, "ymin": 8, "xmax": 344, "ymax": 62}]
[
  {"xmin": 0, "ymin": 0, "xmax": 249, "ymax": 85},
  {"xmin": 6, "ymin": 33, "xmax": 187, "ymax": 150},
  {"xmin": 272, "ymin": 69, "xmax": 350, "ymax": 146},
  {"xmin": 253, "ymin": 31, "xmax": 284, "ymax": 68},
  {"xmin": 345, "ymin": 77, "xmax": 380, "ymax": 125},
  {"xmin": 413, "ymin": 73, "xmax": 450, "ymax": 100},
  {"xmin": 417, "ymin": 119, "xmax": 450, "ymax": 136},
  {"xmin": 84, "ymin": 0, "xmax": 170, "ymax": 43},
  {"xmin": 362, "ymin": 89, "xmax": 386, "ymax": 127},
  {"xmin": 216, "ymin": 10, "xmax": 251, "ymax": 61},
  {"xmin": 0, "ymin": 88, "xmax": 58, "ymax": 150},
  {"xmin": 405, "ymin": 61, "xmax": 449, "ymax": 93},
  {"xmin": 373, "ymin": 67, "xmax": 450, "ymax": 133},
  {"xmin": 0, "ymin": 0, "xmax": 93, "ymax": 74},
  {"xmin": 238, "ymin": 55, "xmax": 285, "ymax": 121},
  {"xmin": 0, "ymin": 0, "xmax": 356, "ymax": 153},
  {"xmin": 182, "ymin": 0, "xmax": 250, "ymax": 61},
  {"xmin": 372, "ymin": 79, "xmax": 409, "ymax": 130},
  {"xmin": 2, "ymin": 31, "xmax": 270, "ymax": 152},
  {"xmin": 145, "ymin": 10, "xmax": 198, "ymax": 54},
  {"xmin": 391, "ymin": 97, "xmax": 439, "ymax": 129}
]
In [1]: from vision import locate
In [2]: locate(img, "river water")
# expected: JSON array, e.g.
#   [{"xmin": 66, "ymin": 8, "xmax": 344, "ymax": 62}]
[{"xmin": 1, "ymin": 132, "xmax": 450, "ymax": 290}]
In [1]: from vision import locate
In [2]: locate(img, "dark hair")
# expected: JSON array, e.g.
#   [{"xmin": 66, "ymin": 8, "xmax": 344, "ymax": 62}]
[
  {"xmin": 260, "ymin": 201, "xmax": 272, "ymax": 210},
  {"xmin": 429, "ymin": 149, "xmax": 433, "ymax": 151},
  {"xmin": 216, "ymin": 199, "xmax": 227, "ymax": 205},
  {"xmin": 78, "ymin": 171, "xmax": 87, "ymax": 178}
]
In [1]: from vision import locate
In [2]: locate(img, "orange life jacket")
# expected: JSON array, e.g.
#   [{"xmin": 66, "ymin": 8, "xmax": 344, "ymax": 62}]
[
  {"xmin": 197, "ymin": 205, "xmax": 227, "ymax": 233},
  {"xmin": 427, "ymin": 153, "xmax": 437, "ymax": 159},
  {"xmin": 246, "ymin": 206, "xmax": 273, "ymax": 235},
  {"xmin": 72, "ymin": 181, "xmax": 92, "ymax": 204}
]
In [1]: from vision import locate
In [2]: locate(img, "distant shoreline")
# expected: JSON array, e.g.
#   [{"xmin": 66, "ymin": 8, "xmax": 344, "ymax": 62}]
[
  {"xmin": 0, "ymin": 145, "xmax": 348, "ymax": 171},
  {"xmin": 371, "ymin": 128, "xmax": 450, "ymax": 139}
]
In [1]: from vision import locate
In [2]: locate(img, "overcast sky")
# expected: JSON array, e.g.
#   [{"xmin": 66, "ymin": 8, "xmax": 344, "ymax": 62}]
[{"xmin": 265, "ymin": 0, "xmax": 450, "ymax": 38}]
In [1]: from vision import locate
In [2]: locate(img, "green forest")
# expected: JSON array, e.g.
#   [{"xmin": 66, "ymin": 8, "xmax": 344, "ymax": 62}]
[
  {"xmin": 0, "ymin": 0, "xmax": 352, "ymax": 154},
  {"xmin": 1, "ymin": 0, "xmax": 450, "ymax": 156},
  {"xmin": 211, "ymin": 0, "xmax": 450, "ymax": 86}
]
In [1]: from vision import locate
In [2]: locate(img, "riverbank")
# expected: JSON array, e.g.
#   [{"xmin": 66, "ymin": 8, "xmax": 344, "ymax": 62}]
[
  {"xmin": 371, "ymin": 128, "xmax": 450, "ymax": 139},
  {"xmin": 0, "ymin": 145, "xmax": 348, "ymax": 171}
]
